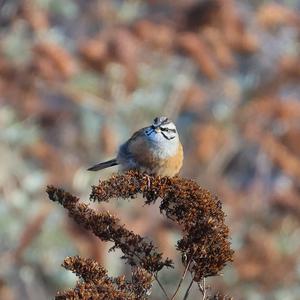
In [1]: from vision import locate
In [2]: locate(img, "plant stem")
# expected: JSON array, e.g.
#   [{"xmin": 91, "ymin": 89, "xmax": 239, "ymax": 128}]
[
  {"xmin": 183, "ymin": 278, "xmax": 194, "ymax": 300},
  {"xmin": 127, "ymin": 250, "xmax": 170, "ymax": 300},
  {"xmin": 170, "ymin": 258, "xmax": 192, "ymax": 300},
  {"xmin": 198, "ymin": 277, "xmax": 207, "ymax": 300},
  {"xmin": 154, "ymin": 273, "xmax": 170, "ymax": 300}
]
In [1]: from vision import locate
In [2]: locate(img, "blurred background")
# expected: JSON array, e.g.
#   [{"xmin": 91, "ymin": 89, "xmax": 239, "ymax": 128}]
[{"xmin": 0, "ymin": 0, "xmax": 300, "ymax": 299}]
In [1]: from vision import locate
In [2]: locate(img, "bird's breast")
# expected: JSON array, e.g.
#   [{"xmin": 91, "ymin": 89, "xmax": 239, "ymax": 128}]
[{"xmin": 127, "ymin": 136, "xmax": 183, "ymax": 176}]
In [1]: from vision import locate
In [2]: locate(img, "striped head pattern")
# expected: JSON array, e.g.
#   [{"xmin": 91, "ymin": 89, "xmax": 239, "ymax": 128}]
[{"xmin": 145, "ymin": 116, "xmax": 178, "ymax": 141}]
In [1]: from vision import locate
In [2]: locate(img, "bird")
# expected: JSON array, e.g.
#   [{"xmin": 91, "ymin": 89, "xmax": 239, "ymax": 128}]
[{"xmin": 88, "ymin": 116, "xmax": 183, "ymax": 177}]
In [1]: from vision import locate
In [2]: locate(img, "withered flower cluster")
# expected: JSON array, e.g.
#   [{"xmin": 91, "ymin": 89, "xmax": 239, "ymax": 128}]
[
  {"xmin": 47, "ymin": 171, "xmax": 233, "ymax": 299},
  {"xmin": 46, "ymin": 185, "xmax": 172, "ymax": 273},
  {"xmin": 56, "ymin": 256, "xmax": 152, "ymax": 300},
  {"xmin": 90, "ymin": 171, "xmax": 233, "ymax": 280}
]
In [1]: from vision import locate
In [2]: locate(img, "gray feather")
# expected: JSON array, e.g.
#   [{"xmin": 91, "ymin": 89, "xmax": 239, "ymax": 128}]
[{"xmin": 87, "ymin": 159, "xmax": 118, "ymax": 171}]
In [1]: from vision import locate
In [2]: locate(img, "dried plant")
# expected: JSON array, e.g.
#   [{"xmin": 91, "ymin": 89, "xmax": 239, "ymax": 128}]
[
  {"xmin": 55, "ymin": 255, "xmax": 152, "ymax": 300},
  {"xmin": 47, "ymin": 171, "xmax": 233, "ymax": 299}
]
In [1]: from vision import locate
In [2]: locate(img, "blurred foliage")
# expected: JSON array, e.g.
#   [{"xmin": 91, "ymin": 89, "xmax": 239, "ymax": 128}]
[{"xmin": 0, "ymin": 0, "xmax": 300, "ymax": 299}]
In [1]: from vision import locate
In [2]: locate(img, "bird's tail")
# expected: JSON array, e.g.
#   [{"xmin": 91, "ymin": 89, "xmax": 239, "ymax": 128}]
[{"xmin": 87, "ymin": 158, "xmax": 118, "ymax": 171}]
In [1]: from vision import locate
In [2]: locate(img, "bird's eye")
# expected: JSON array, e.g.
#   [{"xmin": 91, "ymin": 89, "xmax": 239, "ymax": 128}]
[{"xmin": 161, "ymin": 127, "xmax": 177, "ymax": 133}]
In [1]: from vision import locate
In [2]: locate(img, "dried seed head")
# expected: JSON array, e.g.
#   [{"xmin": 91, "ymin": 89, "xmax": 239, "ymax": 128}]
[
  {"xmin": 90, "ymin": 171, "xmax": 234, "ymax": 279},
  {"xmin": 47, "ymin": 171, "xmax": 233, "ymax": 299}
]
